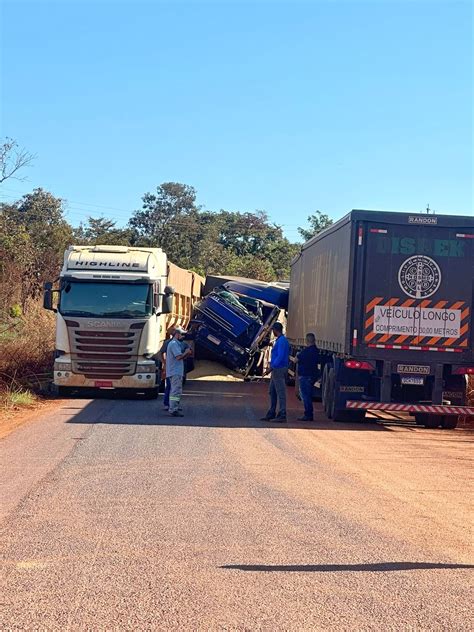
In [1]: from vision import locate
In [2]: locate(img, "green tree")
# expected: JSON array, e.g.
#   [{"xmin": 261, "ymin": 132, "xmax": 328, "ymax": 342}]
[
  {"xmin": 298, "ymin": 210, "xmax": 333, "ymax": 242},
  {"xmin": 74, "ymin": 216, "xmax": 133, "ymax": 245},
  {"xmin": 0, "ymin": 189, "xmax": 73, "ymax": 307},
  {"xmin": 213, "ymin": 210, "xmax": 297, "ymax": 280},
  {"xmin": 129, "ymin": 182, "xmax": 299, "ymax": 281},
  {"xmin": 129, "ymin": 182, "xmax": 201, "ymax": 267}
]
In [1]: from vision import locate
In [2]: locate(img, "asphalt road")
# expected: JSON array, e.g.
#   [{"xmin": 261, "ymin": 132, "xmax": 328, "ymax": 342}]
[{"xmin": 1, "ymin": 377, "xmax": 473, "ymax": 630}]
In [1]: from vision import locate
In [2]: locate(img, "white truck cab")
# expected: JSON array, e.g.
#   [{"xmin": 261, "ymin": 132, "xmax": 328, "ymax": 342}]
[{"xmin": 44, "ymin": 245, "xmax": 174, "ymax": 397}]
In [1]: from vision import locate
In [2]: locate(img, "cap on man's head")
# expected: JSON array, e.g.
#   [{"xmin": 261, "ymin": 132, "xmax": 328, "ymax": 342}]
[
  {"xmin": 174, "ymin": 326, "xmax": 187, "ymax": 335},
  {"xmin": 272, "ymin": 322, "xmax": 283, "ymax": 333}
]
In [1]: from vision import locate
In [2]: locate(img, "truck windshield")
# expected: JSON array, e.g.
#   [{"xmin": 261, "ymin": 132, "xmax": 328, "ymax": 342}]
[{"xmin": 59, "ymin": 281, "xmax": 153, "ymax": 318}]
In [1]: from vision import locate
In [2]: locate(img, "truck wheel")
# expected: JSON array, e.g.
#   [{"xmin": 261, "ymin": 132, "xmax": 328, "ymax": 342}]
[
  {"xmin": 322, "ymin": 365, "xmax": 330, "ymax": 415},
  {"xmin": 327, "ymin": 367, "xmax": 366, "ymax": 422},
  {"xmin": 441, "ymin": 416, "xmax": 458, "ymax": 429},
  {"xmin": 143, "ymin": 387, "xmax": 158, "ymax": 400},
  {"xmin": 326, "ymin": 368, "xmax": 335, "ymax": 419},
  {"xmin": 48, "ymin": 382, "xmax": 59, "ymax": 396},
  {"xmin": 293, "ymin": 366, "xmax": 301, "ymax": 400},
  {"xmin": 414, "ymin": 413, "xmax": 443, "ymax": 429},
  {"xmin": 285, "ymin": 371, "xmax": 295, "ymax": 386},
  {"xmin": 333, "ymin": 410, "xmax": 366, "ymax": 423}
]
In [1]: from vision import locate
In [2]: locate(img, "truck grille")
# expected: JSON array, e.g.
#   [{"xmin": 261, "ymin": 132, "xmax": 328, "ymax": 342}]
[{"xmin": 67, "ymin": 325, "xmax": 144, "ymax": 379}]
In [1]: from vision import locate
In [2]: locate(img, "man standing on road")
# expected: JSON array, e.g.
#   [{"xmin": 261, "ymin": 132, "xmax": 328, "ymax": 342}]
[
  {"xmin": 166, "ymin": 327, "xmax": 192, "ymax": 417},
  {"xmin": 157, "ymin": 328, "xmax": 175, "ymax": 411},
  {"xmin": 295, "ymin": 332, "xmax": 320, "ymax": 422},
  {"xmin": 260, "ymin": 322, "xmax": 290, "ymax": 422}
]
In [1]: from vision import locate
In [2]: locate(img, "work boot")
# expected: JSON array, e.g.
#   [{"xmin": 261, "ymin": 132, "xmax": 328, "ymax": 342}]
[
  {"xmin": 297, "ymin": 416, "xmax": 313, "ymax": 422},
  {"xmin": 170, "ymin": 411, "xmax": 184, "ymax": 417}
]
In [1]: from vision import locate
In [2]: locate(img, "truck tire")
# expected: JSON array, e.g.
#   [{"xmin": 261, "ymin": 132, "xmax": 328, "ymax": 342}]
[
  {"xmin": 333, "ymin": 410, "xmax": 367, "ymax": 423},
  {"xmin": 143, "ymin": 387, "xmax": 158, "ymax": 400},
  {"xmin": 293, "ymin": 366, "xmax": 301, "ymax": 400},
  {"xmin": 441, "ymin": 416, "xmax": 458, "ymax": 429},
  {"xmin": 322, "ymin": 365, "xmax": 331, "ymax": 416},
  {"xmin": 414, "ymin": 413, "xmax": 443, "ymax": 429},
  {"xmin": 326, "ymin": 368, "xmax": 336, "ymax": 419},
  {"xmin": 48, "ymin": 382, "xmax": 59, "ymax": 396},
  {"xmin": 327, "ymin": 367, "xmax": 366, "ymax": 423}
]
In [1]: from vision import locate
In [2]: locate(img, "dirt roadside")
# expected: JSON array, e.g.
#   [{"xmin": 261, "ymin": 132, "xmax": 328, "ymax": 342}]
[{"xmin": 0, "ymin": 399, "xmax": 65, "ymax": 440}]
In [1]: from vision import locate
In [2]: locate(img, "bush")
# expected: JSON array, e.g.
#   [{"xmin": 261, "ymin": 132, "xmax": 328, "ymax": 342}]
[
  {"xmin": 0, "ymin": 299, "xmax": 55, "ymax": 392},
  {"xmin": 9, "ymin": 304, "xmax": 22, "ymax": 319}
]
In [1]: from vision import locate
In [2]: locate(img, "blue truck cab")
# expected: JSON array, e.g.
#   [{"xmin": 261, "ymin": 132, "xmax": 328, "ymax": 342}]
[{"xmin": 193, "ymin": 277, "xmax": 289, "ymax": 375}]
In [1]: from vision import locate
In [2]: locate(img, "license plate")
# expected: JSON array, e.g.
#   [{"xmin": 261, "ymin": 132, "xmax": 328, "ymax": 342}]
[
  {"xmin": 94, "ymin": 380, "xmax": 113, "ymax": 388},
  {"xmin": 207, "ymin": 334, "xmax": 221, "ymax": 345},
  {"xmin": 401, "ymin": 376, "xmax": 424, "ymax": 386},
  {"xmin": 397, "ymin": 364, "xmax": 430, "ymax": 375}
]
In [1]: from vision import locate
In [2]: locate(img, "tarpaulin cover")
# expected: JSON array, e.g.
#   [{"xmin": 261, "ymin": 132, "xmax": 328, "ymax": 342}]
[
  {"xmin": 223, "ymin": 280, "xmax": 289, "ymax": 309},
  {"xmin": 204, "ymin": 275, "xmax": 288, "ymax": 308}
]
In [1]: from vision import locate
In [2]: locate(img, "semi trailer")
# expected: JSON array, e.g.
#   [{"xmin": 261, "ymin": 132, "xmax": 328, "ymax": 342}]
[
  {"xmin": 44, "ymin": 245, "xmax": 204, "ymax": 397},
  {"xmin": 287, "ymin": 210, "xmax": 474, "ymax": 428}
]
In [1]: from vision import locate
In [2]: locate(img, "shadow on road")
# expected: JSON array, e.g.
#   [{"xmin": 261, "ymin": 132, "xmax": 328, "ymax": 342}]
[
  {"xmin": 64, "ymin": 380, "xmax": 392, "ymax": 431},
  {"xmin": 221, "ymin": 562, "xmax": 474, "ymax": 572}
]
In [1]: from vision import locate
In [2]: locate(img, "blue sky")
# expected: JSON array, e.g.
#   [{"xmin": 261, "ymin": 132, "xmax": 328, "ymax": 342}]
[{"xmin": 1, "ymin": 1, "xmax": 472, "ymax": 240}]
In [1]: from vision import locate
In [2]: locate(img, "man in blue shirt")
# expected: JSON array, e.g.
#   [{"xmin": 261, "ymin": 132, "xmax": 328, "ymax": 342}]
[
  {"xmin": 296, "ymin": 332, "xmax": 320, "ymax": 421},
  {"xmin": 166, "ymin": 327, "xmax": 192, "ymax": 417},
  {"xmin": 260, "ymin": 322, "xmax": 290, "ymax": 422}
]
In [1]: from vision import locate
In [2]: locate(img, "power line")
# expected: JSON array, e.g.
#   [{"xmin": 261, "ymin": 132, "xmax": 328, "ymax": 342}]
[
  {"xmin": 0, "ymin": 192, "xmax": 305, "ymax": 232},
  {"xmin": 0, "ymin": 185, "xmax": 309, "ymax": 228}
]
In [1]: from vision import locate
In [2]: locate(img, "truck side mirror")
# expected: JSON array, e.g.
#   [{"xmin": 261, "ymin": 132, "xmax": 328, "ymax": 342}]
[
  {"xmin": 153, "ymin": 285, "xmax": 160, "ymax": 314},
  {"xmin": 43, "ymin": 282, "xmax": 56, "ymax": 312},
  {"xmin": 162, "ymin": 286, "xmax": 175, "ymax": 315}
]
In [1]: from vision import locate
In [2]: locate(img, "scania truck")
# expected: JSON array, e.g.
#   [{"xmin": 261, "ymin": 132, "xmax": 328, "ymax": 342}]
[
  {"xmin": 44, "ymin": 245, "xmax": 203, "ymax": 397},
  {"xmin": 287, "ymin": 210, "xmax": 474, "ymax": 428}
]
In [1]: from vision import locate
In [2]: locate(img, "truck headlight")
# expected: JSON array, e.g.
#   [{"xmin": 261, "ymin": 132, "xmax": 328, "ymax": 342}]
[
  {"xmin": 55, "ymin": 362, "xmax": 72, "ymax": 372},
  {"xmin": 136, "ymin": 363, "xmax": 155, "ymax": 374}
]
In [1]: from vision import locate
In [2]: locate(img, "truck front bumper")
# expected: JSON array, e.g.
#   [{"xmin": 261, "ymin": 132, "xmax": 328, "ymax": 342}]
[{"xmin": 54, "ymin": 371, "xmax": 157, "ymax": 390}]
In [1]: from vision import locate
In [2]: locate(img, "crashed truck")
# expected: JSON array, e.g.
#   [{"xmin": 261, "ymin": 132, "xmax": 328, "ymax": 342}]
[{"xmin": 192, "ymin": 275, "xmax": 289, "ymax": 376}]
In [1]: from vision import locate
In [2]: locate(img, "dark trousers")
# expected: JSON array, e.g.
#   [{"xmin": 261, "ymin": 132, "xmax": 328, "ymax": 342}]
[
  {"xmin": 164, "ymin": 377, "xmax": 171, "ymax": 407},
  {"xmin": 267, "ymin": 367, "xmax": 288, "ymax": 419},
  {"xmin": 298, "ymin": 376, "xmax": 314, "ymax": 419}
]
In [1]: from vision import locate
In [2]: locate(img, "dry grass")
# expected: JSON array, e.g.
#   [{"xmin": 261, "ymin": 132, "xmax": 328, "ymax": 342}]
[
  {"xmin": 0, "ymin": 299, "xmax": 55, "ymax": 397},
  {"xmin": 0, "ymin": 386, "xmax": 37, "ymax": 409}
]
